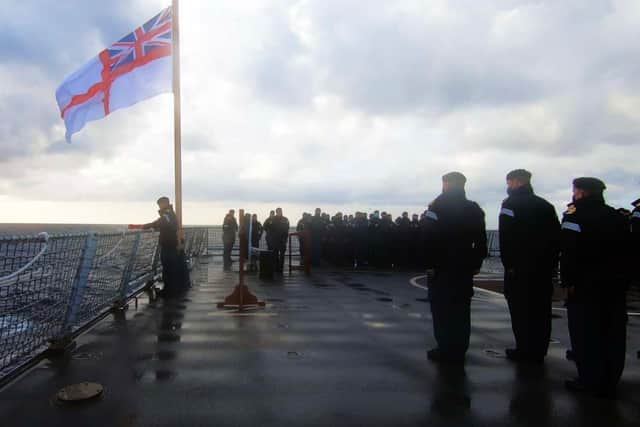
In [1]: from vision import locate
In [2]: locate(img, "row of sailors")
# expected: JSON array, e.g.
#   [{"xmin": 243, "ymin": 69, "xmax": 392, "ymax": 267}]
[
  {"xmin": 295, "ymin": 209, "xmax": 438, "ymax": 268},
  {"xmin": 421, "ymin": 170, "xmax": 636, "ymax": 400}
]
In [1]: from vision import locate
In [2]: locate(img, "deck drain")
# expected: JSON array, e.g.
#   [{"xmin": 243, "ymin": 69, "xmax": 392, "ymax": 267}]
[
  {"xmin": 54, "ymin": 382, "xmax": 103, "ymax": 404},
  {"xmin": 287, "ymin": 351, "xmax": 301, "ymax": 359},
  {"xmin": 415, "ymin": 298, "xmax": 430, "ymax": 303},
  {"xmin": 377, "ymin": 297, "xmax": 393, "ymax": 302},
  {"xmin": 483, "ymin": 349, "xmax": 505, "ymax": 358}
]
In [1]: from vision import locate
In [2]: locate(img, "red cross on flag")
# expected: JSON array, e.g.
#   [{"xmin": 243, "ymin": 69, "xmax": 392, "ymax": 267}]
[{"xmin": 56, "ymin": 7, "xmax": 173, "ymax": 141}]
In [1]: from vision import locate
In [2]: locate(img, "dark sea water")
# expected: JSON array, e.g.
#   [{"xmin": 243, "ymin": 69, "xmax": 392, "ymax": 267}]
[{"xmin": 0, "ymin": 224, "xmax": 127, "ymax": 237}]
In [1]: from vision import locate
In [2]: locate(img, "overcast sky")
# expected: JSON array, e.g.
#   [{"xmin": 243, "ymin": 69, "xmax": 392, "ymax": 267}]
[{"xmin": 1, "ymin": 0, "xmax": 639, "ymax": 227}]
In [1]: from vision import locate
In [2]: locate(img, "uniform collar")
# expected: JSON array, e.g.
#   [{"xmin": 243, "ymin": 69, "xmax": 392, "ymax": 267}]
[
  {"xmin": 509, "ymin": 184, "xmax": 533, "ymax": 197},
  {"xmin": 574, "ymin": 195, "xmax": 605, "ymax": 209},
  {"xmin": 439, "ymin": 189, "xmax": 466, "ymax": 201}
]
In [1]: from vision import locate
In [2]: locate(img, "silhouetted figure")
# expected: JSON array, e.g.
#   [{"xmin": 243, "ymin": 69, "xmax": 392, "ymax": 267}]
[
  {"xmin": 263, "ymin": 210, "xmax": 276, "ymax": 250},
  {"xmin": 499, "ymin": 169, "xmax": 560, "ymax": 364},
  {"xmin": 251, "ymin": 214, "xmax": 263, "ymax": 249},
  {"xmin": 142, "ymin": 197, "xmax": 188, "ymax": 296},
  {"xmin": 424, "ymin": 172, "xmax": 488, "ymax": 362},
  {"xmin": 272, "ymin": 207, "xmax": 290, "ymax": 273},
  {"xmin": 561, "ymin": 177, "xmax": 631, "ymax": 398},
  {"xmin": 222, "ymin": 210, "xmax": 238, "ymax": 268}
]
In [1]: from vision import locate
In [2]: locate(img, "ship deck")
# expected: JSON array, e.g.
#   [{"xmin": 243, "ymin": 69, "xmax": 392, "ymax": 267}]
[{"xmin": 1, "ymin": 257, "xmax": 639, "ymax": 427}]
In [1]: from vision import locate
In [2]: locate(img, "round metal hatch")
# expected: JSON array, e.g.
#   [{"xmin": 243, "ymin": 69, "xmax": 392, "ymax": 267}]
[{"xmin": 56, "ymin": 382, "xmax": 104, "ymax": 402}]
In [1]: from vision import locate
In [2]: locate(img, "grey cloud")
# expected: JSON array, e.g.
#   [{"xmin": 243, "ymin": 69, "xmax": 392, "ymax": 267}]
[
  {"xmin": 0, "ymin": 1, "xmax": 154, "ymax": 75},
  {"xmin": 247, "ymin": 10, "xmax": 313, "ymax": 107}
]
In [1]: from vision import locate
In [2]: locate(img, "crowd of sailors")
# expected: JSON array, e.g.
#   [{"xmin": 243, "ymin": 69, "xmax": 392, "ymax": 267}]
[{"xmin": 225, "ymin": 207, "xmax": 457, "ymax": 270}]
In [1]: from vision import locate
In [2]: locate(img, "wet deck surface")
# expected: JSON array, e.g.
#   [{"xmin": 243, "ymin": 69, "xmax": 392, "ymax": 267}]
[{"xmin": 1, "ymin": 257, "xmax": 639, "ymax": 427}]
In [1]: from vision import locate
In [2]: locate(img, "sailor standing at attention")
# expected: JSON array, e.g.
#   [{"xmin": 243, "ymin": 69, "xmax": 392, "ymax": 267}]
[
  {"xmin": 222, "ymin": 210, "xmax": 238, "ymax": 268},
  {"xmin": 424, "ymin": 172, "xmax": 488, "ymax": 363},
  {"xmin": 561, "ymin": 177, "xmax": 631, "ymax": 398},
  {"xmin": 499, "ymin": 169, "xmax": 560, "ymax": 364},
  {"xmin": 630, "ymin": 198, "xmax": 640, "ymax": 359}
]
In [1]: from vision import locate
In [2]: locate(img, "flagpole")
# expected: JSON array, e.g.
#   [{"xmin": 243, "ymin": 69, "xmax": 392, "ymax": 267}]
[{"xmin": 172, "ymin": 0, "xmax": 183, "ymax": 230}]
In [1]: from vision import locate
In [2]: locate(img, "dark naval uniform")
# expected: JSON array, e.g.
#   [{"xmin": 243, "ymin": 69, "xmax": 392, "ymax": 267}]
[
  {"xmin": 222, "ymin": 213, "xmax": 238, "ymax": 267},
  {"xmin": 263, "ymin": 215, "xmax": 275, "ymax": 251},
  {"xmin": 144, "ymin": 207, "xmax": 185, "ymax": 295},
  {"xmin": 631, "ymin": 198, "xmax": 640, "ymax": 263},
  {"xmin": 561, "ymin": 192, "xmax": 631, "ymax": 395},
  {"xmin": 424, "ymin": 189, "xmax": 488, "ymax": 360},
  {"xmin": 629, "ymin": 198, "xmax": 639, "ymax": 359},
  {"xmin": 251, "ymin": 219, "xmax": 263, "ymax": 250},
  {"xmin": 272, "ymin": 214, "xmax": 290, "ymax": 273},
  {"xmin": 499, "ymin": 185, "xmax": 560, "ymax": 362}
]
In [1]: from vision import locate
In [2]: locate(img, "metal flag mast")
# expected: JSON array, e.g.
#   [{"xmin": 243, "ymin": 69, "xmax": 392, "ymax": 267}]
[{"xmin": 173, "ymin": 0, "xmax": 183, "ymax": 229}]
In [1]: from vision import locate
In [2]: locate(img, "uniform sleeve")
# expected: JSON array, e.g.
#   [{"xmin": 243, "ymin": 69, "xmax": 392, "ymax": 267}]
[
  {"xmin": 423, "ymin": 208, "xmax": 441, "ymax": 269},
  {"xmin": 560, "ymin": 214, "xmax": 580, "ymax": 287},
  {"xmin": 498, "ymin": 200, "xmax": 516, "ymax": 269},
  {"xmin": 142, "ymin": 217, "xmax": 161, "ymax": 230},
  {"xmin": 546, "ymin": 204, "xmax": 561, "ymax": 272},
  {"xmin": 473, "ymin": 205, "xmax": 488, "ymax": 270},
  {"xmin": 615, "ymin": 213, "xmax": 633, "ymax": 287}
]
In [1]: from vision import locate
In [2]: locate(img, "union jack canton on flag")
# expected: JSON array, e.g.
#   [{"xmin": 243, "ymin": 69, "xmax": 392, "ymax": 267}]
[{"xmin": 56, "ymin": 7, "xmax": 173, "ymax": 141}]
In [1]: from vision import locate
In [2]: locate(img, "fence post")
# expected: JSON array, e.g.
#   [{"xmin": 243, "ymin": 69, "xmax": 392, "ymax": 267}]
[
  {"xmin": 114, "ymin": 232, "xmax": 141, "ymax": 309},
  {"xmin": 49, "ymin": 233, "xmax": 98, "ymax": 352}
]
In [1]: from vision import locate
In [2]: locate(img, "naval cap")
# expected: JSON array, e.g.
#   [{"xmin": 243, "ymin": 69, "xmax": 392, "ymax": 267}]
[
  {"xmin": 442, "ymin": 171, "xmax": 466, "ymax": 186},
  {"xmin": 573, "ymin": 177, "xmax": 606, "ymax": 193},
  {"xmin": 506, "ymin": 169, "xmax": 532, "ymax": 182},
  {"xmin": 632, "ymin": 198, "xmax": 640, "ymax": 207}
]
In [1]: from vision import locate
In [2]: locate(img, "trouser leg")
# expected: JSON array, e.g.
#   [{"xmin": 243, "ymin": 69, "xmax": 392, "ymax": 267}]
[
  {"xmin": 569, "ymin": 298, "xmax": 604, "ymax": 390},
  {"xmin": 506, "ymin": 293, "xmax": 524, "ymax": 351},
  {"xmin": 279, "ymin": 241, "xmax": 287, "ymax": 271},
  {"xmin": 161, "ymin": 247, "xmax": 178, "ymax": 293},
  {"xmin": 223, "ymin": 237, "xmax": 234, "ymax": 265},
  {"xmin": 430, "ymin": 297, "xmax": 471, "ymax": 357},
  {"xmin": 506, "ymin": 276, "xmax": 552, "ymax": 358},
  {"xmin": 603, "ymin": 293, "xmax": 627, "ymax": 391}
]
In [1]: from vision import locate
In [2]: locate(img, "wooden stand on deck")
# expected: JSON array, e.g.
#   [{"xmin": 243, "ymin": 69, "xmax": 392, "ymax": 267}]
[{"xmin": 217, "ymin": 209, "xmax": 265, "ymax": 310}]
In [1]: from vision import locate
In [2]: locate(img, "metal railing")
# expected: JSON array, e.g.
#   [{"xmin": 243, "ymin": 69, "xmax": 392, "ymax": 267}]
[{"xmin": 0, "ymin": 228, "xmax": 208, "ymax": 384}]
